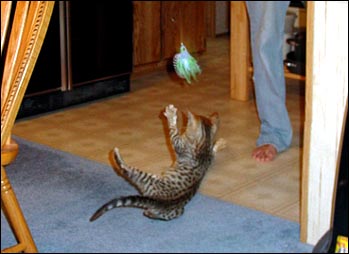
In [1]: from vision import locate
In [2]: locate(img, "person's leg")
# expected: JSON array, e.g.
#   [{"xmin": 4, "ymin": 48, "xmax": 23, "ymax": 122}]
[{"xmin": 246, "ymin": 1, "xmax": 292, "ymax": 162}]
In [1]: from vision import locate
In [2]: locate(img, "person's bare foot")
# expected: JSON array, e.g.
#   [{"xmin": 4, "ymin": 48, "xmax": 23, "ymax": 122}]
[{"xmin": 252, "ymin": 144, "xmax": 277, "ymax": 162}]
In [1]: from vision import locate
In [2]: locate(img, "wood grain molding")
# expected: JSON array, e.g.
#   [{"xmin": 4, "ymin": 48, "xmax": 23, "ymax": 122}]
[{"xmin": 1, "ymin": 1, "xmax": 54, "ymax": 147}]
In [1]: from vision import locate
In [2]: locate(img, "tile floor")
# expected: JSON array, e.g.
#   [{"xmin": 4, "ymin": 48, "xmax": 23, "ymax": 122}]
[{"xmin": 13, "ymin": 35, "xmax": 306, "ymax": 222}]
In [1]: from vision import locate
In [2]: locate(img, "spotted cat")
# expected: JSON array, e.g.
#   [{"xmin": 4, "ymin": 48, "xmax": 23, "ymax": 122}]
[{"xmin": 90, "ymin": 104, "xmax": 225, "ymax": 221}]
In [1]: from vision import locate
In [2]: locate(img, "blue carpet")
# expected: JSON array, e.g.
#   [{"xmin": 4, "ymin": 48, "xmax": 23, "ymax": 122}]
[{"xmin": 1, "ymin": 137, "xmax": 313, "ymax": 253}]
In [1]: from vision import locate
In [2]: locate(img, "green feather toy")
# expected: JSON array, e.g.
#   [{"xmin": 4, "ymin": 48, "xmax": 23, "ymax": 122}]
[{"xmin": 173, "ymin": 43, "xmax": 201, "ymax": 84}]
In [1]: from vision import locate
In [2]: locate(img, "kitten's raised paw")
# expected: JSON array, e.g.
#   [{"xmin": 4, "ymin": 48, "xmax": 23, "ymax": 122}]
[{"xmin": 164, "ymin": 104, "xmax": 177, "ymax": 124}]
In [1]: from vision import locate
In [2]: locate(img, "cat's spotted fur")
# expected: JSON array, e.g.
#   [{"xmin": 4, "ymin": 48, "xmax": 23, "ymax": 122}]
[{"xmin": 90, "ymin": 104, "xmax": 225, "ymax": 221}]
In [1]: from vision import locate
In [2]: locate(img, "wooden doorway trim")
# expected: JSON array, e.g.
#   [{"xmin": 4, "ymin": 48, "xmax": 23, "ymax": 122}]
[{"xmin": 300, "ymin": 1, "xmax": 348, "ymax": 245}]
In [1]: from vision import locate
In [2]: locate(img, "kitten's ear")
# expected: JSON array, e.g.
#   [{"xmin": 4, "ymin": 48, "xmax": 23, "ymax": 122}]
[
  {"xmin": 210, "ymin": 112, "xmax": 219, "ymax": 124},
  {"xmin": 187, "ymin": 110, "xmax": 194, "ymax": 120},
  {"xmin": 187, "ymin": 110, "xmax": 198, "ymax": 128},
  {"xmin": 210, "ymin": 112, "xmax": 219, "ymax": 135}
]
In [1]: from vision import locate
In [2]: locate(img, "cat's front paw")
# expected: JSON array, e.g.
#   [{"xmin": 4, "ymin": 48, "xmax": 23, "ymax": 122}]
[{"xmin": 164, "ymin": 104, "xmax": 177, "ymax": 125}]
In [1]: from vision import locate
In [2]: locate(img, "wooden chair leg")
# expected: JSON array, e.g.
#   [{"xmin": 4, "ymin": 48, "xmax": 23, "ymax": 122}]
[
  {"xmin": 2, "ymin": 137, "xmax": 19, "ymax": 166},
  {"xmin": 1, "ymin": 166, "xmax": 38, "ymax": 253},
  {"xmin": 1, "ymin": 1, "xmax": 54, "ymax": 252},
  {"xmin": 1, "ymin": 137, "xmax": 36, "ymax": 253}
]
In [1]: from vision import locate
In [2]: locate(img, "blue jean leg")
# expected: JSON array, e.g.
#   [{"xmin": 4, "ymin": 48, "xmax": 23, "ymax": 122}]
[{"xmin": 246, "ymin": 1, "xmax": 292, "ymax": 152}]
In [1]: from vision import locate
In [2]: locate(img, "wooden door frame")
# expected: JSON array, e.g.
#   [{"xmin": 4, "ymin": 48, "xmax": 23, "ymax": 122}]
[
  {"xmin": 300, "ymin": 1, "xmax": 348, "ymax": 245},
  {"xmin": 230, "ymin": 1, "xmax": 348, "ymax": 245}
]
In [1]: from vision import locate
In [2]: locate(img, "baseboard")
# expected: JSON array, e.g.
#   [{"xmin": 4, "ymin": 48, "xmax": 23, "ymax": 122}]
[{"xmin": 17, "ymin": 75, "xmax": 130, "ymax": 119}]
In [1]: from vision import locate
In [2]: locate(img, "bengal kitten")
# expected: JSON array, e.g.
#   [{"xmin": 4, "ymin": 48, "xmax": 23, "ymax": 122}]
[{"xmin": 90, "ymin": 104, "xmax": 225, "ymax": 222}]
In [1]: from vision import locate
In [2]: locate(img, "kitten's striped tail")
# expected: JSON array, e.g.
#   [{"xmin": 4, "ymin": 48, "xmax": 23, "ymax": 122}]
[{"xmin": 89, "ymin": 195, "xmax": 157, "ymax": 222}]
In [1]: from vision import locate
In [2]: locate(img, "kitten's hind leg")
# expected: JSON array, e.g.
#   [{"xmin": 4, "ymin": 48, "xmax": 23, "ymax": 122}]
[
  {"xmin": 111, "ymin": 148, "xmax": 160, "ymax": 195},
  {"xmin": 143, "ymin": 210, "xmax": 162, "ymax": 220},
  {"xmin": 110, "ymin": 147, "xmax": 128, "ymax": 176},
  {"xmin": 143, "ymin": 207, "xmax": 184, "ymax": 221}
]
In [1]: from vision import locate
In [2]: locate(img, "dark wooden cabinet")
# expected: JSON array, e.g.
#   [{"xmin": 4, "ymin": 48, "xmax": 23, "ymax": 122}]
[
  {"xmin": 19, "ymin": 1, "xmax": 206, "ymax": 117},
  {"xmin": 25, "ymin": 1, "xmax": 61, "ymax": 95},
  {"xmin": 18, "ymin": 1, "xmax": 133, "ymax": 118},
  {"xmin": 69, "ymin": 2, "xmax": 133, "ymax": 85},
  {"xmin": 133, "ymin": 1, "xmax": 206, "ymax": 73},
  {"xmin": 133, "ymin": 1, "xmax": 161, "ymax": 66}
]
